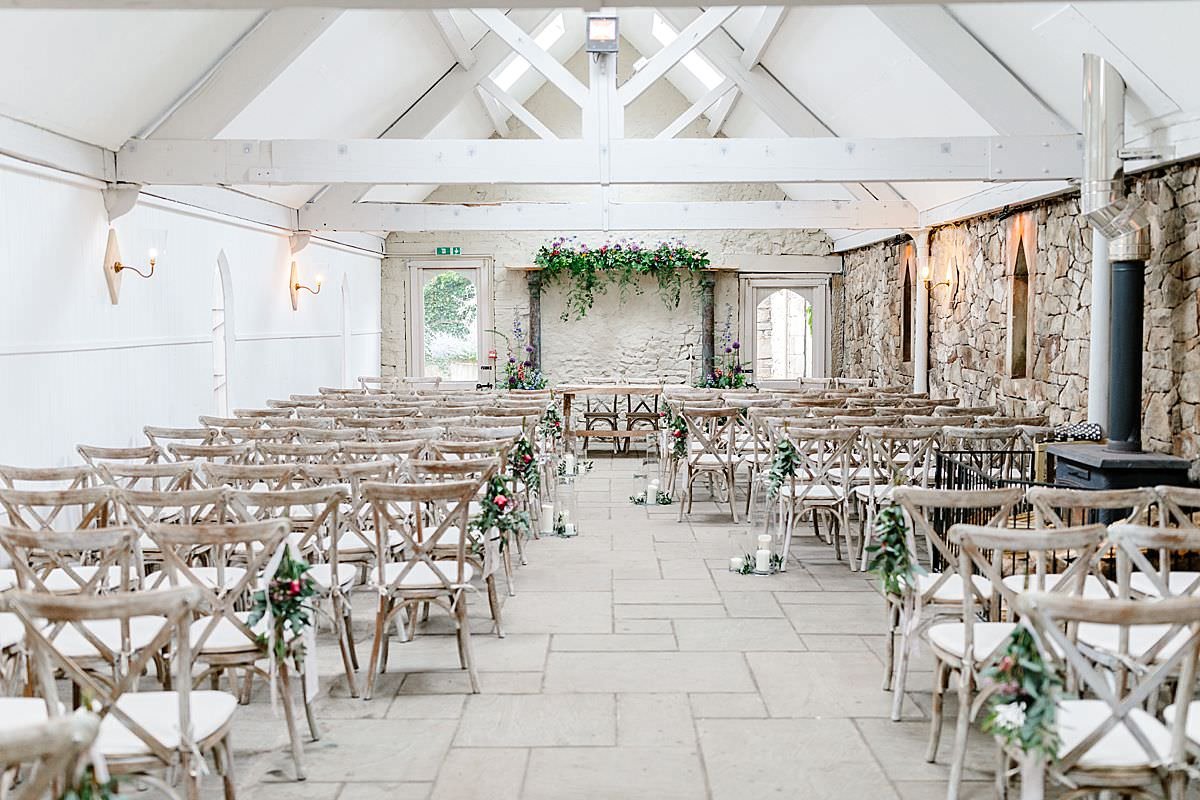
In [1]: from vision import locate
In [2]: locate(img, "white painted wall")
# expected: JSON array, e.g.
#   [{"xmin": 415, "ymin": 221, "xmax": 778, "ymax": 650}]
[{"xmin": 0, "ymin": 155, "xmax": 381, "ymax": 467}]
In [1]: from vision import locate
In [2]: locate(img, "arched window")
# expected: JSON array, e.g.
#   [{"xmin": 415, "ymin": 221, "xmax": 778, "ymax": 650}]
[
  {"xmin": 1005, "ymin": 212, "xmax": 1035, "ymax": 379},
  {"xmin": 213, "ymin": 252, "xmax": 235, "ymax": 415},
  {"xmin": 900, "ymin": 243, "xmax": 915, "ymax": 363}
]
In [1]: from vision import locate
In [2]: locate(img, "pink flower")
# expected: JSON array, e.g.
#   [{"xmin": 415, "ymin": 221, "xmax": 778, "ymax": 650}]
[
  {"xmin": 494, "ymin": 495, "xmax": 508, "ymax": 508},
  {"xmin": 523, "ymin": 454, "xmax": 532, "ymax": 463},
  {"xmin": 289, "ymin": 579, "xmax": 302, "ymax": 596}
]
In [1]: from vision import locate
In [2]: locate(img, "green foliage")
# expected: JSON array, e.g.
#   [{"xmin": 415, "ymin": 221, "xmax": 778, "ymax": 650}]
[
  {"xmin": 865, "ymin": 503, "xmax": 926, "ymax": 596},
  {"xmin": 534, "ymin": 238, "xmax": 711, "ymax": 321},
  {"xmin": 59, "ymin": 768, "xmax": 123, "ymax": 800},
  {"xmin": 981, "ymin": 626, "xmax": 1062, "ymax": 760},
  {"xmin": 423, "ymin": 272, "xmax": 477, "ymax": 339},
  {"xmin": 630, "ymin": 490, "xmax": 673, "ymax": 506},
  {"xmin": 738, "ymin": 551, "xmax": 783, "ymax": 574},
  {"xmin": 248, "ymin": 548, "xmax": 318, "ymax": 668},
  {"xmin": 766, "ymin": 438, "xmax": 801, "ymax": 500},
  {"xmin": 538, "ymin": 406, "xmax": 564, "ymax": 448},
  {"xmin": 667, "ymin": 412, "xmax": 689, "ymax": 460},
  {"xmin": 470, "ymin": 474, "xmax": 531, "ymax": 551},
  {"xmin": 509, "ymin": 436, "xmax": 539, "ymax": 496}
]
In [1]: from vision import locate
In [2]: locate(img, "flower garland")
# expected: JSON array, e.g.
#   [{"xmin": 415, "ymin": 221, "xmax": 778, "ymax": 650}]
[
  {"xmin": 59, "ymin": 767, "xmax": 122, "ymax": 800},
  {"xmin": 981, "ymin": 626, "xmax": 1062, "ymax": 760},
  {"xmin": 538, "ymin": 406, "xmax": 564, "ymax": 449},
  {"xmin": 668, "ymin": 413, "xmax": 689, "ymax": 460},
  {"xmin": 470, "ymin": 474, "xmax": 531, "ymax": 551},
  {"xmin": 766, "ymin": 438, "xmax": 801, "ymax": 500},
  {"xmin": 501, "ymin": 313, "xmax": 546, "ymax": 390},
  {"xmin": 864, "ymin": 503, "xmax": 926, "ymax": 596},
  {"xmin": 697, "ymin": 306, "xmax": 751, "ymax": 388},
  {"xmin": 534, "ymin": 238, "xmax": 711, "ymax": 321},
  {"xmin": 248, "ymin": 548, "xmax": 318, "ymax": 668},
  {"xmin": 509, "ymin": 436, "xmax": 539, "ymax": 496}
]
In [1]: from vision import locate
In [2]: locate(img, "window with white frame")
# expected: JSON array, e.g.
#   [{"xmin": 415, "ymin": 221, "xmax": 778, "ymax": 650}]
[{"xmin": 407, "ymin": 259, "xmax": 491, "ymax": 383}]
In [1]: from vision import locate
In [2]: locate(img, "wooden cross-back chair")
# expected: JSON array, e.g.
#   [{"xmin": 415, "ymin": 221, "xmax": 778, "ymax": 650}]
[
  {"xmin": 940, "ymin": 426, "xmax": 1024, "ymax": 479},
  {"xmin": 936, "ymin": 404, "xmax": 995, "ymax": 417},
  {"xmin": 1109, "ymin": 523, "xmax": 1200, "ymax": 601},
  {"xmin": 143, "ymin": 426, "xmax": 216, "ymax": 453},
  {"xmin": 257, "ymin": 441, "xmax": 340, "ymax": 465},
  {"xmin": 145, "ymin": 520, "xmax": 316, "ymax": 781},
  {"xmin": 4, "ymin": 586, "xmax": 240, "ymax": 800},
  {"xmin": 76, "ymin": 445, "xmax": 159, "ymax": 468},
  {"xmin": 0, "ymin": 486, "xmax": 116, "ymax": 533},
  {"xmin": 95, "ymin": 461, "xmax": 200, "ymax": 493},
  {"xmin": 357, "ymin": 406, "xmax": 421, "ymax": 419},
  {"xmin": 232, "ymin": 408, "xmax": 291, "ymax": 420},
  {"xmin": 902, "ymin": 414, "xmax": 974, "ymax": 428},
  {"xmin": 201, "ymin": 462, "xmax": 307, "ymax": 492},
  {"xmin": 934, "ymin": 524, "xmax": 1108, "ymax": 800},
  {"xmin": 855, "ymin": 426, "xmax": 940, "ymax": 550},
  {"xmin": 675, "ymin": 406, "xmax": 741, "ymax": 523},
  {"xmin": 226, "ymin": 486, "xmax": 358, "ymax": 696},
  {"xmin": 199, "ymin": 415, "xmax": 262, "ymax": 431},
  {"xmin": 0, "ymin": 464, "xmax": 94, "ymax": 492},
  {"xmin": 1013, "ymin": 591, "xmax": 1200, "ymax": 800},
  {"xmin": 0, "ymin": 525, "xmax": 139, "ymax": 597},
  {"xmin": 0, "ymin": 711, "xmax": 100, "ymax": 800},
  {"xmin": 303, "ymin": 460, "xmax": 401, "ymax": 574},
  {"xmin": 1026, "ymin": 486, "xmax": 1159, "ymax": 529},
  {"xmin": 742, "ymin": 409, "xmax": 820, "ymax": 519},
  {"xmin": 117, "ymin": 487, "xmax": 230, "ymax": 577},
  {"xmin": 883, "ymin": 486, "xmax": 1023, "ymax": 721},
  {"xmin": 340, "ymin": 440, "xmax": 426, "ymax": 469},
  {"xmin": 383, "ymin": 426, "xmax": 445, "ymax": 442},
  {"xmin": 168, "ymin": 442, "xmax": 255, "ymax": 466},
  {"xmin": 766, "ymin": 425, "xmax": 857, "ymax": 569},
  {"xmin": 1157, "ymin": 485, "xmax": 1200, "ymax": 528},
  {"xmin": 363, "ymin": 479, "xmax": 483, "ymax": 700},
  {"xmin": 290, "ymin": 428, "xmax": 362, "ymax": 445}
]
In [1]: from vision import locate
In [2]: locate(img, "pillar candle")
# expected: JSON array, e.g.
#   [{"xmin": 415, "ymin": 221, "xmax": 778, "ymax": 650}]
[{"xmin": 755, "ymin": 549, "xmax": 771, "ymax": 573}]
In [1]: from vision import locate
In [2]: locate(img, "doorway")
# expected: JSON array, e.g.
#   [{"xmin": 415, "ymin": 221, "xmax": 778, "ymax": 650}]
[
  {"xmin": 406, "ymin": 259, "xmax": 491, "ymax": 383},
  {"xmin": 740, "ymin": 278, "xmax": 830, "ymax": 381}
]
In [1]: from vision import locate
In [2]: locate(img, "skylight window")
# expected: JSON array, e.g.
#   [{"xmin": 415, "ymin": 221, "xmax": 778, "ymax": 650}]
[
  {"xmin": 650, "ymin": 13, "xmax": 725, "ymax": 91},
  {"xmin": 492, "ymin": 12, "xmax": 566, "ymax": 92}
]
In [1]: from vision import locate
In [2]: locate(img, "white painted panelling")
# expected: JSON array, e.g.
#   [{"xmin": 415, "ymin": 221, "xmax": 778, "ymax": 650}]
[
  {"xmin": 0, "ymin": 157, "xmax": 380, "ymax": 467},
  {"xmin": 0, "ymin": 11, "xmax": 258, "ymax": 148}
]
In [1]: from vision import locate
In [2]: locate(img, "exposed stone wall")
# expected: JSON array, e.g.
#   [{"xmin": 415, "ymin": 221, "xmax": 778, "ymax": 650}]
[
  {"xmin": 841, "ymin": 158, "xmax": 1200, "ymax": 457},
  {"xmin": 382, "ymin": 45, "xmax": 833, "ymax": 386}
]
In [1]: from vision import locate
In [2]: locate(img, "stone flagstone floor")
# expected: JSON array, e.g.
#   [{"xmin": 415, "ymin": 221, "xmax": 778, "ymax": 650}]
[{"xmin": 216, "ymin": 456, "xmax": 997, "ymax": 800}]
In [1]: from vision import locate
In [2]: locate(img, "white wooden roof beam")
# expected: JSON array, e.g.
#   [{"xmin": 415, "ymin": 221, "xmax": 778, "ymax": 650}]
[
  {"xmin": 116, "ymin": 134, "xmax": 1084, "ymax": 185},
  {"xmin": 472, "ymin": 8, "xmax": 588, "ymax": 107},
  {"xmin": 145, "ymin": 9, "xmax": 343, "ymax": 139},
  {"xmin": 739, "ymin": 7, "xmax": 785, "ymax": 69},
  {"xmin": 430, "ymin": 9, "xmax": 476, "ymax": 68},
  {"xmin": 478, "ymin": 77, "xmax": 558, "ymax": 139},
  {"xmin": 0, "ymin": 0, "xmax": 1140, "ymax": 8},
  {"xmin": 655, "ymin": 78, "xmax": 736, "ymax": 139},
  {"xmin": 618, "ymin": 6, "xmax": 737, "ymax": 106},
  {"xmin": 307, "ymin": 8, "xmax": 554, "ymax": 210},
  {"xmin": 300, "ymin": 198, "xmax": 918, "ymax": 231},
  {"xmin": 476, "ymin": 88, "xmax": 513, "ymax": 136},
  {"xmin": 868, "ymin": 5, "xmax": 1071, "ymax": 135}
]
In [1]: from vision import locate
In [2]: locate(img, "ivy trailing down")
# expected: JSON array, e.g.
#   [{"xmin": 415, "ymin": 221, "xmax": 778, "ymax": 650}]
[
  {"xmin": 981, "ymin": 626, "xmax": 1063, "ymax": 760},
  {"xmin": 766, "ymin": 438, "xmax": 801, "ymax": 500},
  {"xmin": 534, "ymin": 238, "xmax": 711, "ymax": 321},
  {"xmin": 865, "ymin": 503, "xmax": 925, "ymax": 597}
]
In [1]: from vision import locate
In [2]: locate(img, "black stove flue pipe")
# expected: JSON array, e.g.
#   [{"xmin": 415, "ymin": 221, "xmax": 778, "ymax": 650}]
[{"xmin": 1106, "ymin": 228, "xmax": 1150, "ymax": 453}]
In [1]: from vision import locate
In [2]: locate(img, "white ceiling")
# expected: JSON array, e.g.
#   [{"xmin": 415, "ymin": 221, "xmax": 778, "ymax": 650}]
[{"xmin": 0, "ymin": 2, "xmax": 1196, "ymax": 244}]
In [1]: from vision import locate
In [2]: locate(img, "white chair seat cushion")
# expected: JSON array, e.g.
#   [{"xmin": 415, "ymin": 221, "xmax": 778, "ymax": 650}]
[
  {"xmin": 0, "ymin": 698, "xmax": 51, "ymax": 731},
  {"xmin": 98, "ymin": 691, "xmax": 237, "ymax": 757},
  {"xmin": 852, "ymin": 483, "xmax": 894, "ymax": 501},
  {"xmin": 191, "ymin": 612, "xmax": 263, "ymax": 654},
  {"xmin": 1162, "ymin": 700, "xmax": 1200, "ymax": 745},
  {"xmin": 338, "ymin": 530, "xmax": 401, "ymax": 555},
  {"xmin": 308, "ymin": 562, "xmax": 357, "ymax": 591},
  {"xmin": 0, "ymin": 612, "xmax": 24, "ymax": 649},
  {"xmin": 1130, "ymin": 572, "xmax": 1200, "ymax": 598},
  {"xmin": 828, "ymin": 466, "xmax": 873, "ymax": 482},
  {"xmin": 927, "ymin": 622, "xmax": 1017, "ymax": 662},
  {"xmin": 38, "ymin": 566, "xmax": 137, "ymax": 593},
  {"xmin": 145, "ymin": 567, "xmax": 247, "ymax": 592},
  {"xmin": 1056, "ymin": 699, "xmax": 1171, "ymax": 768},
  {"xmin": 691, "ymin": 453, "xmax": 734, "ymax": 467},
  {"xmin": 915, "ymin": 572, "xmax": 991, "ymax": 603},
  {"xmin": 0, "ymin": 568, "xmax": 15, "ymax": 590},
  {"xmin": 777, "ymin": 484, "xmax": 845, "ymax": 501},
  {"xmin": 49, "ymin": 617, "xmax": 168, "ymax": 659},
  {"xmin": 1076, "ymin": 622, "xmax": 1190, "ymax": 663},
  {"xmin": 1001, "ymin": 574, "xmax": 1116, "ymax": 599},
  {"xmin": 382, "ymin": 561, "xmax": 476, "ymax": 589}
]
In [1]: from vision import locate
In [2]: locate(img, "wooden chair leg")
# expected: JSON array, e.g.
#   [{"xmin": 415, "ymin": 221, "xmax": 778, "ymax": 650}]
[
  {"xmin": 364, "ymin": 596, "xmax": 388, "ymax": 701},
  {"xmin": 343, "ymin": 604, "xmax": 359, "ymax": 671},
  {"xmin": 301, "ymin": 661, "xmax": 321, "ymax": 741},
  {"xmin": 332, "ymin": 595, "xmax": 359, "ymax": 698},
  {"xmin": 216, "ymin": 734, "xmax": 237, "ymax": 800},
  {"xmin": 946, "ymin": 671, "xmax": 974, "ymax": 800},
  {"xmin": 882, "ymin": 601, "xmax": 897, "ymax": 691},
  {"xmin": 891, "ymin": 624, "xmax": 911, "ymax": 721},
  {"xmin": 454, "ymin": 594, "xmax": 480, "ymax": 694},
  {"xmin": 727, "ymin": 469, "xmax": 739, "ymax": 523},
  {"xmin": 487, "ymin": 574, "xmax": 505, "ymax": 638},
  {"xmin": 502, "ymin": 544, "xmax": 516, "ymax": 597},
  {"xmin": 926, "ymin": 659, "xmax": 949, "ymax": 762},
  {"xmin": 277, "ymin": 663, "xmax": 306, "ymax": 781}
]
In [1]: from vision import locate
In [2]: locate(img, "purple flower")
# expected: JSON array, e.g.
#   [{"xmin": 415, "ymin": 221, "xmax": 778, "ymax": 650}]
[
  {"xmin": 523, "ymin": 360, "xmax": 532, "ymax": 367},
  {"xmin": 725, "ymin": 347, "xmax": 732, "ymax": 354},
  {"xmin": 525, "ymin": 345, "xmax": 534, "ymax": 353},
  {"xmin": 731, "ymin": 341, "xmax": 740, "ymax": 350},
  {"xmin": 508, "ymin": 357, "xmax": 516, "ymax": 364}
]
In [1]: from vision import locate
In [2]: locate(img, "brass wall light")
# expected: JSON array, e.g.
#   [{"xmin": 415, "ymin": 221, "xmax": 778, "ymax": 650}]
[
  {"xmin": 103, "ymin": 228, "xmax": 160, "ymax": 305},
  {"xmin": 289, "ymin": 261, "xmax": 323, "ymax": 310}
]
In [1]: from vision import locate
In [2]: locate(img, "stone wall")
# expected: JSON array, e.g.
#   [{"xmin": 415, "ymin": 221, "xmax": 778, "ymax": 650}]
[
  {"xmin": 840, "ymin": 158, "xmax": 1200, "ymax": 457},
  {"xmin": 383, "ymin": 45, "xmax": 833, "ymax": 386}
]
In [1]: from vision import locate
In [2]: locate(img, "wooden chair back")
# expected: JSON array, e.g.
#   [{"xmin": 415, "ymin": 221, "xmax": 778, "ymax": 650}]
[
  {"xmin": 1025, "ymin": 486, "xmax": 1159, "ymax": 528},
  {"xmin": 143, "ymin": 426, "xmax": 216, "ymax": 452},
  {"xmin": 95, "ymin": 461, "xmax": 199, "ymax": 493},
  {"xmin": 0, "ymin": 711, "xmax": 100, "ymax": 800},
  {"xmin": 0, "ymin": 465, "xmax": 94, "ymax": 492},
  {"xmin": 0, "ymin": 525, "xmax": 139, "ymax": 594},
  {"xmin": 0, "ymin": 487, "xmax": 116, "ymax": 531},
  {"xmin": 76, "ymin": 445, "xmax": 158, "ymax": 467}
]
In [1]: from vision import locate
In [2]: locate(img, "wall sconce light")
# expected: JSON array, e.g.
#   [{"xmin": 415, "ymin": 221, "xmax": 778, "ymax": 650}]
[
  {"xmin": 289, "ymin": 261, "xmax": 323, "ymax": 310},
  {"xmin": 103, "ymin": 228, "xmax": 162, "ymax": 305}
]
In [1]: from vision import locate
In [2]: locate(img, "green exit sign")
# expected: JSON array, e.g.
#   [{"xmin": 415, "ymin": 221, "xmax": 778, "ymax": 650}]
[{"xmin": 435, "ymin": 246, "xmax": 462, "ymax": 256}]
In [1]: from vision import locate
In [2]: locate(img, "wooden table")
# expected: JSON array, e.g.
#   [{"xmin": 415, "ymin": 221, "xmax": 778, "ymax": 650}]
[{"xmin": 555, "ymin": 384, "xmax": 667, "ymax": 449}]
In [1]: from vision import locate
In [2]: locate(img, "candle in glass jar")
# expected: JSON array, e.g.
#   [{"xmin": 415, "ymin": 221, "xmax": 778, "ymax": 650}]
[
  {"xmin": 729, "ymin": 556, "xmax": 742, "ymax": 572},
  {"xmin": 564, "ymin": 453, "xmax": 576, "ymax": 474},
  {"xmin": 757, "ymin": 534, "xmax": 772, "ymax": 550},
  {"xmin": 540, "ymin": 503, "xmax": 554, "ymax": 534},
  {"xmin": 646, "ymin": 477, "xmax": 660, "ymax": 498},
  {"xmin": 755, "ymin": 549, "xmax": 771, "ymax": 573}
]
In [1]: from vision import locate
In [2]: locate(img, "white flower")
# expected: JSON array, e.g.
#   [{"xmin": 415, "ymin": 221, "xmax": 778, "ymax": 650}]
[{"xmin": 992, "ymin": 702, "xmax": 1026, "ymax": 732}]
